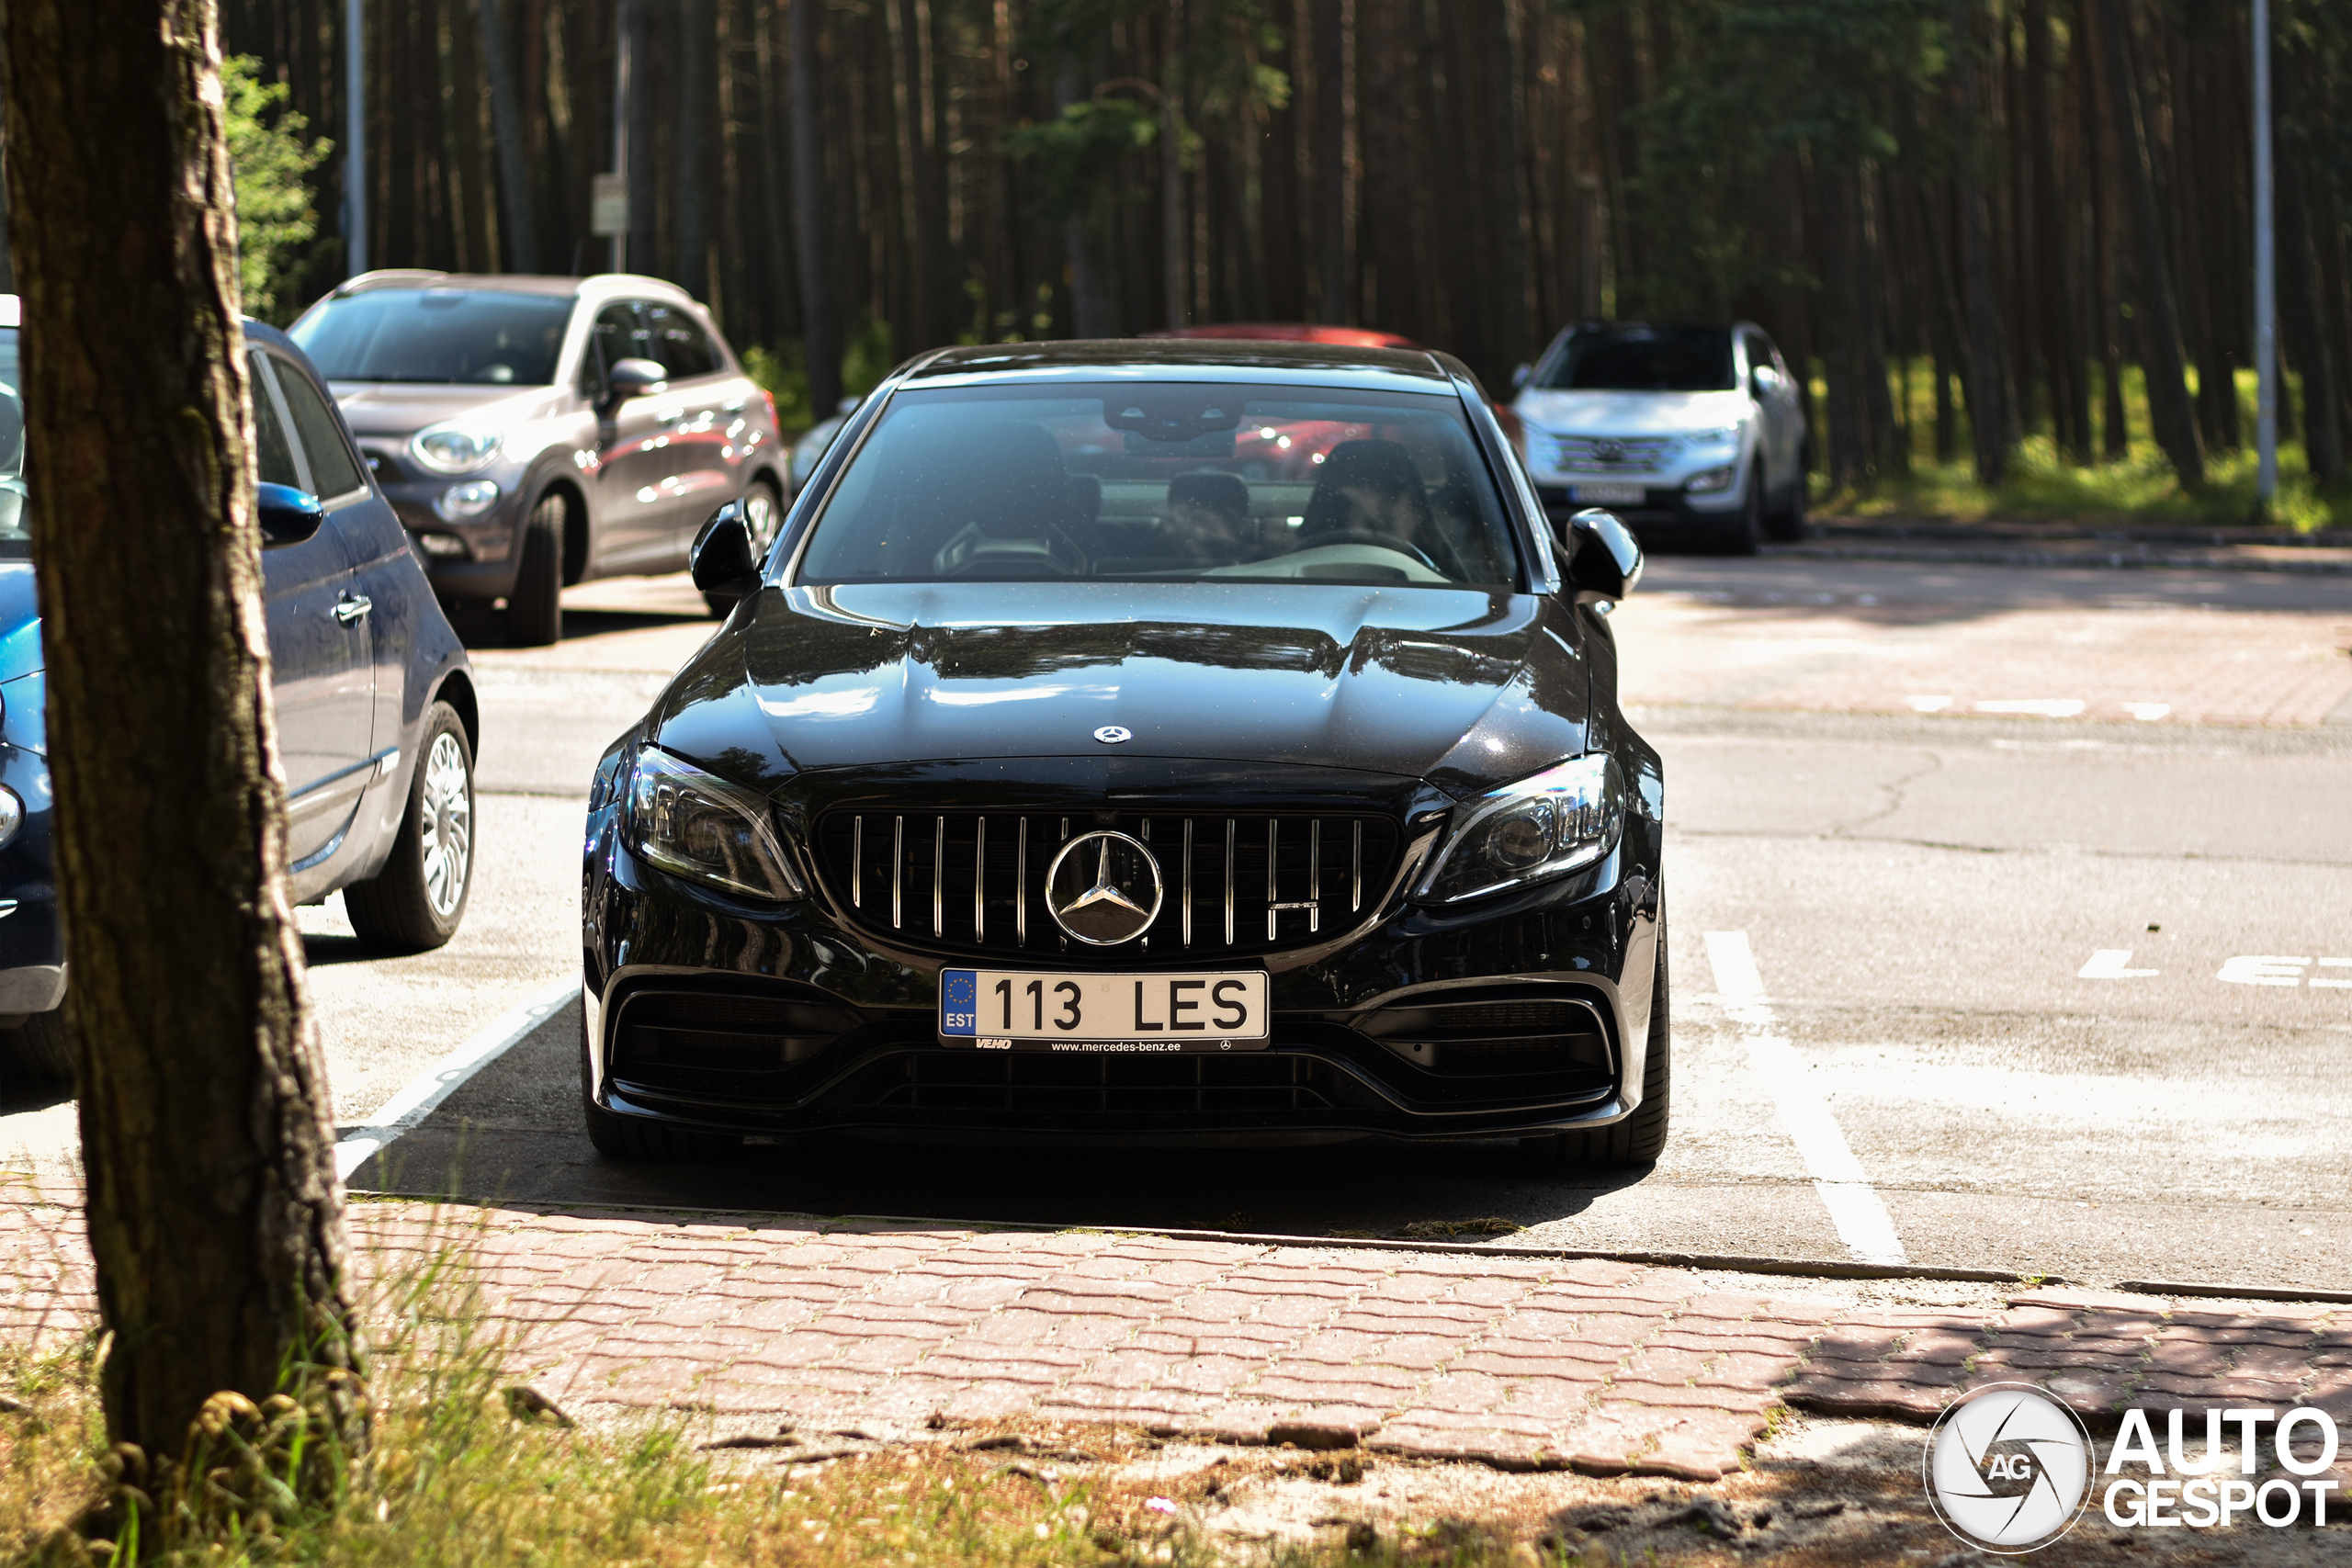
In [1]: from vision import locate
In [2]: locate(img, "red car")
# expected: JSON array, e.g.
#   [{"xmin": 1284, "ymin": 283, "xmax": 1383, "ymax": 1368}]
[{"xmin": 1148, "ymin": 324, "xmax": 1526, "ymax": 452}]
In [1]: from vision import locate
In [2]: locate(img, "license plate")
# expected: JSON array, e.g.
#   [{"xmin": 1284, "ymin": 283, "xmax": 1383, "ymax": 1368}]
[
  {"xmin": 939, "ymin": 968, "xmax": 1270, "ymax": 1051},
  {"xmin": 1572, "ymin": 482, "xmax": 1645, "ymax": 504}
]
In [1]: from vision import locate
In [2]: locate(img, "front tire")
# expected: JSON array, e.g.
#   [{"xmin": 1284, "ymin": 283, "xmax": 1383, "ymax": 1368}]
[
  {"xmin": 1524, "ymin": 923, "xmax": 1671, "ymax": 1167},
  {"xmin": 506, "ymin": 492, "xmax": 565, "ymax": 647},
  {"xmin": 1709, "ymin": 466, "xmax": 1764, "ymax": 556},
  {"xmin": 345, "ymin": 703, "xmax": 476, "ymax": 953},
  {"xmin": 1767, "ymin": 468, "xmax": 1809, "ymax": 542},
  {"xmin": 0, "ymin": 1008, "xmax": 74, "ymax": 1096}
]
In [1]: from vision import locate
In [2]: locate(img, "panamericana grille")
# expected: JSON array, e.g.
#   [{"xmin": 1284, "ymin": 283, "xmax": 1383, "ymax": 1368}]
[
  {"xmin": 1545, "ymin": 434, "xmax": 1678, "ymax": 474},
  {"xmin": 609, "ymin": 988, "xmax": 860, "ymax": 1096},
  {"xmin": 813, "ymin": 809, "xmax": 1403, "ymax": 957}
]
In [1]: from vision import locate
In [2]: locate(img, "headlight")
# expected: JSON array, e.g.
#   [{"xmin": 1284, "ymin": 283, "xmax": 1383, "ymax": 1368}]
[
  {"xmin": 623, "ymin": 748, "xmax": 805, "ymax": 901},
  {"xmin": 432, "ymin": 479, "xmax": 502, "ymax": 521},
  {"xmin": 1686, "ymin": 425, "xmax": 1741, "ymax": 448},
  {"xmin": 1414, "ymin": 754, "xmax": 1625, "ymax": 904},
  {"xmin": 411, "ymin": 421, "xmax": 505, "ymax": 475}
]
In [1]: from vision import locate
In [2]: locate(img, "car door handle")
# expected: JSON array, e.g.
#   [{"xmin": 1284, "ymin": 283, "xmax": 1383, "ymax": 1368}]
[{"xmin": 332, "ymin": 593, "xmax": 372, "ymax": 625}]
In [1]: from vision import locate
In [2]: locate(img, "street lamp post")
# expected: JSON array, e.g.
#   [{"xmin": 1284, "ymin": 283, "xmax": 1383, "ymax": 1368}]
[
  {"xmin": 2253, "ymin": 0, "xmax": 2277, "ymax": 513},
  {"xmin": 345, "ymin": 0, "xmax": 365, "ymax": 276}
]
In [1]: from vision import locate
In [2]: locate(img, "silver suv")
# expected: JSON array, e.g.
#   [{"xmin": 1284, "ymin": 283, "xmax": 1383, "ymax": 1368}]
[
  {"xmin": 1510, "ymin": 321, "xmax": 1807, "ymax": 554},
  {"xmin": 290, "ymin": 272, "xmax": 787, "ymax": 642}
]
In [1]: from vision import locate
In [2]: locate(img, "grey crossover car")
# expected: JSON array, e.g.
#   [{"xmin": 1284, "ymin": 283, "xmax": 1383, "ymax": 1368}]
[{"xmin": 290, "ymin": 272, "xmax": 788, "ymax": 643}]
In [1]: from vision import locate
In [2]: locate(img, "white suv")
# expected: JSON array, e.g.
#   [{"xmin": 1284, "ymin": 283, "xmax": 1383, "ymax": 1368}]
[{"xmin": 1510, "ymin": 321, "xmax": 1807, "ymax": 554}]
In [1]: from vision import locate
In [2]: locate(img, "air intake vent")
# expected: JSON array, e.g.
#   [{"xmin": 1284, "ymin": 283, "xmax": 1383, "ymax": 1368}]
[
  {"xmin": 1357, "ymin": 990, "xmax": 1614, "ymax": 1081},
  {"xmin": 609, "ymin": 988, "xmax": 860, "ymax": 1094}
]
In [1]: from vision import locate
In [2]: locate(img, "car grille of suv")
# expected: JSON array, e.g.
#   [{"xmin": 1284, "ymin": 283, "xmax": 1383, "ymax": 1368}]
[
  {"xmin": 1545, "ymin": 434, "xmax": 1679, "ymax": 474},
  {"xmin": 812, "ymin": 809, "xmax": 1403, "ymax": 959}
]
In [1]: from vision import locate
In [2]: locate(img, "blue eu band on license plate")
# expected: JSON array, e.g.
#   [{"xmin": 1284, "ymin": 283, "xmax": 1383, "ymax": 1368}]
[{"xmin": 940, "ymin": 967, "xmax": 1272, "ymax": 1052}]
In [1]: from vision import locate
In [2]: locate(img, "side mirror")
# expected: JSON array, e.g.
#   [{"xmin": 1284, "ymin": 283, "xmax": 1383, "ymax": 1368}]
[
  {"xmin": 1748, "ymin": 365, "xmax": 1779, "ymax": 400},
  {"xmin": 689, "ymin": 500, "xmax": 762, "ymax": 597},
  {"xmin": 1510, "ymin": 363, "xmax": 1533, "ymax": 391},
  {"xmin": 605, "ymin": 357, "xmax": 669, "ymax": 406},
  {"xmin": 1564, "ymin": 507, "xmax": 1642, "ymax": 603},
  {"xmin": 256, "ymin": 481, "xmax": 327, "ymax": 547}
]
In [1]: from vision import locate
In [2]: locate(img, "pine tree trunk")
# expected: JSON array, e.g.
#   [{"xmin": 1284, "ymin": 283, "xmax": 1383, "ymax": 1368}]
[
  {"xmin": 1812, "ymin": 155, "xmax": 1871, "ymax": 487},
  {"xmin": 2085, "ymin": 0, "xmax": 2202, "ymax": 488},
  {"xmin": 674, "ymin": 0, "xmax": 715, "ymax": 301},
  {"xmin": 477, "ymin": 0, "xmax": 539, "ymax": 272},
  {"xmin": 1311, "ymin": 0, "xmax": 1353, "ymax": 324},
  {"xmin": 0, "ymin": 0, "xmax": 360, "ymax": 1459},
  {"xmin": 1949, "ymin": 0, "xmax": 2014, "ymax": 486},
  {"xmin": 790, "ymin": 0, "xmax": 841, "ymax": 413}
]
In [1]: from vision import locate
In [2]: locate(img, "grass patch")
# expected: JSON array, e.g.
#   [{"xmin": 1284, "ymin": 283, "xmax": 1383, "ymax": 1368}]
[
  {"xmin": 1393, "ymin": 1219, "xmax": 1525, "ymax": 1242},
  {"xmin": 1813, "ymin": 361, "xmax": 2352, "ymax": 530}
]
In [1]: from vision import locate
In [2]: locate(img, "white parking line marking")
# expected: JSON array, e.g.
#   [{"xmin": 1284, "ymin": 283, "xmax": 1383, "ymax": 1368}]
[
  {"xmin": 334, "ymin": 976, "xmax": 580, "ymax": 1182},
  {"xmin": 1906, "ymin": 695, "xmax": 1954, "ymax": 713},
  {"xmin": 2316, "ymin": 958, "xmax": 2352, "ymax": 990},
  {"xmin": 1974, "ymin": 698, "xmax": 2086, "ymax": 718},
  {"xmin": 2217, "ymin": 955, "xmax": 2312, "ymax": 987},
  {"xmin": 2079, "ymin": 949, "xmax": 2159, "ymax": 979},
  {"xmin": 2122, "ymin": 703, "xmax": 2172, "ymax": 721},
  {"xmin": 1704, "ymin": 931, "xmax": 1907, "ymax": 1266}
]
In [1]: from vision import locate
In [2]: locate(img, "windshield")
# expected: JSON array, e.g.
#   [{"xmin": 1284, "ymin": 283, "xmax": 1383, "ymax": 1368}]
[
  {"xmin": 797, "ymin": 382, "xmax": 1521, "ymax": 590},
  {"xmin": 1538, "ymin": 327, "xmax": 1735, "ymax": 392},
  {"xmin": 0, "ymin": 330, "xmax": 24, "ymax": 556},
  {"xmin": 289, "ymin": 288, "xmax": 574, "ymax": 385}
]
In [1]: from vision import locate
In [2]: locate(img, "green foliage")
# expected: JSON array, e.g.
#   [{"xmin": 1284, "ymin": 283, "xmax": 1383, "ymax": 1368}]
[
  {"xmin": 1004, "ymin": 98, "xmax": 1163, "ymax": 224},
  {"xmin": 739, "ymin": 318, "xmax": 901, "ymax": 434},
  {"xmin": 220, "ymin": 56, "xmax": 333, "ymax": 325}
]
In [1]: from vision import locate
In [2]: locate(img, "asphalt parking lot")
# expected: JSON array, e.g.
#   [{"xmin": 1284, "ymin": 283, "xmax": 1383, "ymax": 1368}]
[{"xmin": 6, "ymin": 552, "xmax": 2347, "ymax": 1296}]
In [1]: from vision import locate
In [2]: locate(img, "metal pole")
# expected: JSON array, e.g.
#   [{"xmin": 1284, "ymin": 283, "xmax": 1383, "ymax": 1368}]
[
  {"xmin": 2253, "ymin": 0, "xmax": 2278, "ymax": 510},
  {"xmin": 612, "ymin": 2, "xmax": 631, "ymax": 274},
  {"xmin": 345, "ymin": 0, "xmax": 366, "ymax": 276}
]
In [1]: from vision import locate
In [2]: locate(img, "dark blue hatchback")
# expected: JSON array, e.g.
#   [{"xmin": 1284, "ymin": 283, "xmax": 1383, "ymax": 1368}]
[{"xmin": 0, "ymin": 304, "xmax": 481, "ymax": 1089}]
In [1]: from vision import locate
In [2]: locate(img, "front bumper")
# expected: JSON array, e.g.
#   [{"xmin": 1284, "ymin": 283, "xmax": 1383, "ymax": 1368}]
[
  {"xmin": 0, "ymin": 739, "xmax": 63, "ymax": 1019},
  {"xmin": 581, "ymin": 789, "xmax": 1665, "ymax": 1148},
  {"xmin": 1533, "ymin": 477, "xmax": 1751, "ymax": 536},
  {"xmin": 359, "ymin": 446, "xmax": 524, "ymax": 600}
]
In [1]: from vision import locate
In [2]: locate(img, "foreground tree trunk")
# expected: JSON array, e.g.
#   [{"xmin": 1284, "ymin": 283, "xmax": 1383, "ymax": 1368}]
[{"xmin": 1, "ymin": 0, "xmax": 360, "ymax": 1460}]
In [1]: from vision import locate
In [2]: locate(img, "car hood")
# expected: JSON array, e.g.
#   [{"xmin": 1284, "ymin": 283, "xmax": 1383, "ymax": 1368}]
[
  {"xmin": 0, "ymin": 560, "xmax": 40, "ymax": 685},
  {"xmin": 650, "ymin": 582, "xmax": 1594, "ymax": 801},
  {"xmin": 1511, "ymin": 388, "xmax": 1748, "ymax": 435},
  {"xmin": 326, "ymin": 381, "xmax": 561, "ymax": 440}
]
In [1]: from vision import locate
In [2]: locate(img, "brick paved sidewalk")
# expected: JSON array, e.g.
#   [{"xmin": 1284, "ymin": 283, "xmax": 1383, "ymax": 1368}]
[{"xmin": 6, "ymin": 1193, "xmax": 2349, "ymax": 1486}]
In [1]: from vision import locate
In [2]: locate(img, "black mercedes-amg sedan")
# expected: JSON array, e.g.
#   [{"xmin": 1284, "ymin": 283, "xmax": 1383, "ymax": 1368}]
[{"xmin": 579, "ymin": 340, "xmax": 1666, "ymax": 1164}]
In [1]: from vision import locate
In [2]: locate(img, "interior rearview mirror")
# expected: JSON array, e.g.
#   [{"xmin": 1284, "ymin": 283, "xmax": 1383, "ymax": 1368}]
[
  {"xmin": 256, "ymin": 481, "xmax": 327, "ymax": 547},
  {"xmin": 689, "ymin": 500, "xmax": 762, "ymax": 599},
  {"xmin": 1563, "ymin": 507, "xmax": 1643, "ymax": 603},
  {"xmin": 605, "ymin": 357, "xmax": 670, "ymax": 406}
]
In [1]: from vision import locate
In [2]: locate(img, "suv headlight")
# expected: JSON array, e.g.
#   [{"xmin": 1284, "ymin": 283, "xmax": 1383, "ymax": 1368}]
[
  {"xmin": 1414, "ymin": 754, "xmax": 1625, "ymax": 904},
  {"xmin": 1685, "ymin": 425, "xmax": 1741, "ymax": 449},
  {"xmin": 623, "ymin": 749, "xmax": 805, "ymax": 901},
  {"xmin": 411, "ymin": 421, "xmax": 505, "ymax": 475}
]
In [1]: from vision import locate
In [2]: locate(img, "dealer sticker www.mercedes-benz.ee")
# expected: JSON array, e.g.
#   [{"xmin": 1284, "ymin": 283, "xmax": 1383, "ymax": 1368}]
[{"xmin": 939, "ymin": 967, "xmax": 1270, "ymax": 1051}]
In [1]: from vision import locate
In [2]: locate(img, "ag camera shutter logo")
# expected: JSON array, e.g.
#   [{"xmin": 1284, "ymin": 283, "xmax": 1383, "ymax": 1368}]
[{"xmin": 1923, "ymin": 1383, "xmax": 2093, "ymax": 1552}]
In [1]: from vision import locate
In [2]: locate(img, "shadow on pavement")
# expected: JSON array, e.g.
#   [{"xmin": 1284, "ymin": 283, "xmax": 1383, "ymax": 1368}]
[{"xmin": 347, "ymin": 999, "xmax": 1658, "ymax": 1241}]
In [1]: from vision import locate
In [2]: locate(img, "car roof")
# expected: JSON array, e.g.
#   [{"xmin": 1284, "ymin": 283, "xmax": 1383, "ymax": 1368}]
[
  {"xmin": 324, "ymin": 271, "xmax": 700, "ymax": 307},
  {"xmin": 902, "ymin": 338, "xmax": 1460, "ymax": 396}
]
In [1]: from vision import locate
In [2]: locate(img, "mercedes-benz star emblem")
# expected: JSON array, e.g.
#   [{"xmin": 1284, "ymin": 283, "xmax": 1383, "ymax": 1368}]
[
  {"xmin": 1044, "ymin": 830, "xmax": 1163, "ymax": 946},
  {"xmin": 1093, "ymin": 726, "xmax": 1133, "ymax": 744}
]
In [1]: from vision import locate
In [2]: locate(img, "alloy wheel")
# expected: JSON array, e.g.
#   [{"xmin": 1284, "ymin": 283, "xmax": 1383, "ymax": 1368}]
[{"xmin": 418, "ymin": 730, "xmax": 473, "ymax": 919}]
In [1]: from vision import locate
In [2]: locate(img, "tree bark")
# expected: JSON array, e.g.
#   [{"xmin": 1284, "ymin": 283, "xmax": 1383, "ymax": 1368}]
[
  {"xmin": 0, "ymin": 0, "xmax": 360, "ymax": 1459},
  {"xmin": 2085, "ymin": 0, "xmax": 2201, "ymax": 488},
  {"xmin": 476, "ymin": 0, "xmax": 539, "ymax": 272},
  {"xmin": 623, "ymin": 0, "xmax": 659, "ymax": 278},
  {"xmin": 1948, "ymin": 0, "xmax": 2014, "ymax": 486},
  {"xmin": 1812, "ymin": 156, "xmax": 1871, "ymax": 487},
  {"xmin": 789, "ymin": 0, "xmax": 840, "ymax": 413},
  {"xmin": 1311, "ymin": 0, "xmax": 1353, "ymax": 324},
  {"xmin": 895, "ymin": 0, "xmax": 943, "ymax": 348},
  {"xmin": 674, "ymin": 0, "xmax": 714, "ymax": 300}
]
